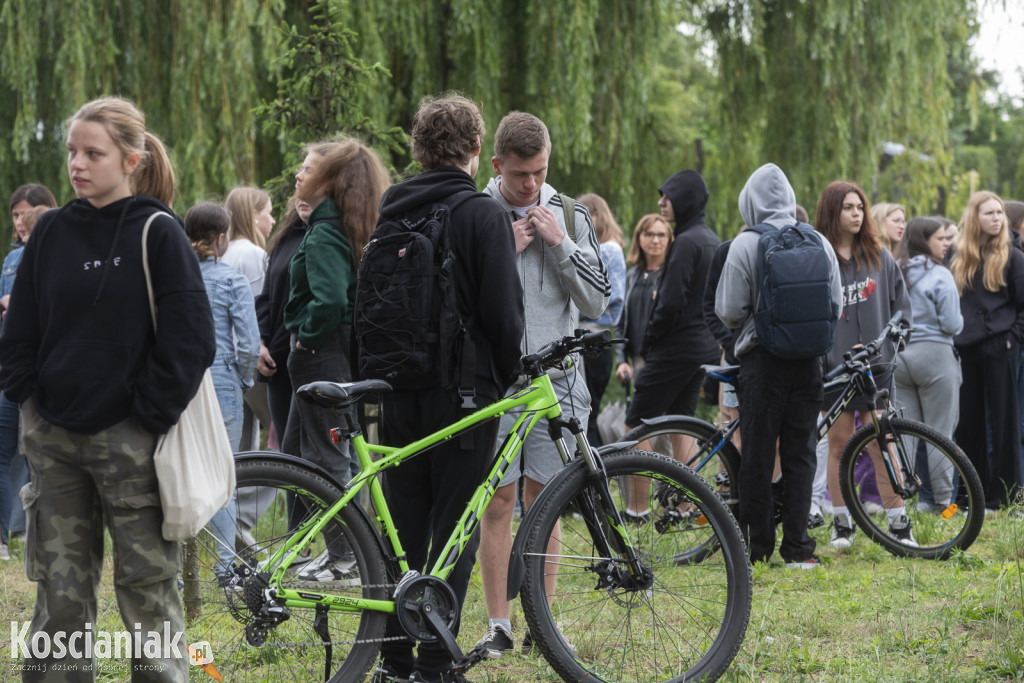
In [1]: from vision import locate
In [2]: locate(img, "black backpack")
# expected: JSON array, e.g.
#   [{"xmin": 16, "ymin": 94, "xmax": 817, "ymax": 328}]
[
  {"xmin": 748, "ymin": 222, "xmax": 838, "ymax": 359},
  {"xmin": 354, "ymin": 190, "xmax": 478, "ymax": 398}
]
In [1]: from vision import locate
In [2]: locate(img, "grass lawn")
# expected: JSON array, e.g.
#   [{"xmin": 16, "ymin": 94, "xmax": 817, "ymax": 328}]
[{"xmin": 3, "ymin": 507, "xmax": 1024, "ymax": 682}]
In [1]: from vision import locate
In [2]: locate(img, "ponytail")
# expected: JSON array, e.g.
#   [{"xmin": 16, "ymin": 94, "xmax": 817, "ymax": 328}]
[{"xmin": 133, "ymin": 132, "xmax": 176, "ymax": 206}]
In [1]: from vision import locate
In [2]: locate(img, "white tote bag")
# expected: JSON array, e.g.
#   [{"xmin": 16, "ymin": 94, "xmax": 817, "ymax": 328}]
[{"xmin": 142, "ymin": 212, "xmax": 236, "ymax": 541}]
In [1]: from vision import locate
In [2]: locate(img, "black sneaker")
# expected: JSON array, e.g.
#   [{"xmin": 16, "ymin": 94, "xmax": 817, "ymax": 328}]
[
  {"xmin": 473, "ymin": 623, "xmax": 514, "ymax": 660},
  {"xmin": 408, "ymin": 671, "xmax": 473, "ymax": 683},
  {"xmin": 830, "ymin": 513, "xmax": 855, "ymax": 549},
  {"xmin": 370, "ymin": 663, "xmax": 407, "ymax": 682},
  {"xmin": 521, "ymin": 628, "xmax": 534, "ymax": 655},
  {"xmin": 217, "ymin": 573, "xmax": 243, "ymax": 592},
  {"xmin": 888, "ymin": 514, "xmax": 919, "ymax": 547}
]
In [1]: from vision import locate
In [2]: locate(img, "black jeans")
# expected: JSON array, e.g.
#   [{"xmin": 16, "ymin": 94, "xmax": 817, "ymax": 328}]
[
  {"xmin": 284, "ymin": 326, "xmax": 354, "ymax": 559},
  {"xmin": 584, "ymin": 345, "xmax": 613, "ymax": 445},
  {"xmin": 378, "ymin": 388, "xmax": 498, "ymax": 678},
  {"xmin": 737, "ymin": 347, "xmax": 821, "ymax": 563},
  {"xmin": 956, "ymin": 332, "xmax": 1022, "ymax": 508}
]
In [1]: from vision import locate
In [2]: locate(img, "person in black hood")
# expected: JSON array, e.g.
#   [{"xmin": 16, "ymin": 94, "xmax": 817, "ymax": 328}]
[
  {"xmin": 365, "ymin": 94, "xmax": 524, "ymax": 683},
  {"xmin": 623, "ymin": 170, "xmax": 720, "ymax": 474},
  {"xmin": 0, "ymin": 97, "xmax": 214, "ymax": 680}
]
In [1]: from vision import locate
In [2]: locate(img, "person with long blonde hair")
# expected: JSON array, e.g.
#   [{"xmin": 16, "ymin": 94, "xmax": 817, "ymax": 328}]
[
  {"xmin": 0, "ymin": 96, "xmax": 214, "ymax": 679},
  {"xmin": 223, "ymin": 187, "xmax": 275, "ymax": 453},
  {"xmin": 948, "ymin": 191, "xmax": 1024, "ymax": 509},
  {"xmin": 871, "ymin": 202, "xmax": 906, "ymax": 254},
  {"xmin": 578, "ymin": 193, "xmax": 626, "ymax": 445},
  {"xmin": 283, "ymin": 137, "xmax": 390, "ymax": 584}
]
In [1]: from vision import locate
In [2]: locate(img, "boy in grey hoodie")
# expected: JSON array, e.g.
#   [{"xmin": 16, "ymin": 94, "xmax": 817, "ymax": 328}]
[
  {"xmin": 477, "ymin": 112, "xmax": 610, "ymax": 656},
  {"xmin": 716, "ymin": 163, "xmax": 842, "ymax": 568}
]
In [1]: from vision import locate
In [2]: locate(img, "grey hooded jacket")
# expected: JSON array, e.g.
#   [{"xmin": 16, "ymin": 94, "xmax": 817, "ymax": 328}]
[{"xmin": 715, "ymin": 163, "xmax": 843, "ymax": 357}]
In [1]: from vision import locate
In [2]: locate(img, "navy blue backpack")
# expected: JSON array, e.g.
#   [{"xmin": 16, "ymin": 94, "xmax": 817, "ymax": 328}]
[{"xmin": 748, "ymin": 223, "xmax": 839, "ymax": 359}]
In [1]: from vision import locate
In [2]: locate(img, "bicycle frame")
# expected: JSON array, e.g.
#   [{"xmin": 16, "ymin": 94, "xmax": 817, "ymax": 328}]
[{"xmin": 258, "ymin": 369, "xmax": 577, "ymax": 615}]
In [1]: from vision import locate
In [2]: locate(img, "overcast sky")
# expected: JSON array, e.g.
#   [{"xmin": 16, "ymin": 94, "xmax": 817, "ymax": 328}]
[{"xmin": 975, "ymin": 1, "xmax": 1024, "ymax": 100}]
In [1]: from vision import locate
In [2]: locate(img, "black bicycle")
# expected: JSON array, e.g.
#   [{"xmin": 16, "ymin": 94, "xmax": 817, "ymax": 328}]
[{"xmin": 615, "ymin": 313, "xmax": 984, "ymax": 560}]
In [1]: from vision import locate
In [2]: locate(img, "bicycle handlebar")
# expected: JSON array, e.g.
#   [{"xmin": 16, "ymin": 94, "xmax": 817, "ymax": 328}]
[
  {"xmin": 823, "ymin": 311, "xmax": 909, "ymax": 381},
  {"xmin": 522, "ymin": 329, "xmax": 621, "ymax": 375}
]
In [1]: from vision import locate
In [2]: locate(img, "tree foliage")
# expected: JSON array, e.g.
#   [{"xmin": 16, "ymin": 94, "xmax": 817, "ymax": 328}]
[
  {"xmin": 697, "ymin": 0, "xmax": 972, "ymax": 223},
  {"xmin": 0, "ymin": 0, "xmax": 285, "ymax": 222}
]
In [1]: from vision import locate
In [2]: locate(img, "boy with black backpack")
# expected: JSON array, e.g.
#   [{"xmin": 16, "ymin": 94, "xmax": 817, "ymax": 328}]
[
  {"xmin": 355, "ymin": 94, "xmax": 524, "ymax": 683},
  {"xmin": 715, "ymin": 163, "xmax": 842, "ymax": 569}
]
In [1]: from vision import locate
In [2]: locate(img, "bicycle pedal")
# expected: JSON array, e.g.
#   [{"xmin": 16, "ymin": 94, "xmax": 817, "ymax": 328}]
[{"xmin": 453, "ymin": 643, "xmax": 490, "ymax": 673}]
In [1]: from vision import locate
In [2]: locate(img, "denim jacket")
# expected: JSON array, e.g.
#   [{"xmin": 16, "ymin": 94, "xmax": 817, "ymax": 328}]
[
  {"xmin": 0, "ymin": 245, "xmax": 24, "ymax": 299},
  {"xmin": 200, "ymin": 258, "xmax": 260, "ymax": 390}
]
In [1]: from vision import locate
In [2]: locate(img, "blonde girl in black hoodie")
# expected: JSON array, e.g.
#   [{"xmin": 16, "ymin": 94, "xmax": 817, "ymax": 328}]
[
  {"xmin": 948, "ymin": 191, "xmax": 1024, "ymax": 510},
  {"xmin": 0, "ymin": 97, "xmax": 214, "ymax": 680}
]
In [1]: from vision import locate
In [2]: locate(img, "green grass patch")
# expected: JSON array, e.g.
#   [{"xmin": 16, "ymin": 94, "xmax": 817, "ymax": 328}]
[{"xmin": 5, "ymin": 501, "xmax": 1024, "ymax": 680}]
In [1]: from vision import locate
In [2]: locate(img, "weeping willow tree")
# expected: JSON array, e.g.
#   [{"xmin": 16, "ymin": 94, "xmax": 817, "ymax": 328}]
[
  {"xmin": 0, "ymin": 0, "xmax": 288, "ymax": 231},
  {"xmin": 315, "ymin": 0, "xmax": 680, "ymax": 220},
  {"xmin": 0, "ymin": 0, "xmax": 689, "ymax": 244},
  {"xmin": 698, "ymin": 0, "xmax": 972, "ymax": 223}
]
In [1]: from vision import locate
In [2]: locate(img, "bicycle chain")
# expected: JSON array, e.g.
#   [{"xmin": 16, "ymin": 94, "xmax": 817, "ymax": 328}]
[{"xmin": 234, "ymin": 579, "xmax": 480, "ymax": 648}]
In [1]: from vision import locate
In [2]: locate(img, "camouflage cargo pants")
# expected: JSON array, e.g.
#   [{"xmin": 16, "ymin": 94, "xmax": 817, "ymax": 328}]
[{"xmin": 17, "ymin": 399, "xmax": 187, "ymax": 682}]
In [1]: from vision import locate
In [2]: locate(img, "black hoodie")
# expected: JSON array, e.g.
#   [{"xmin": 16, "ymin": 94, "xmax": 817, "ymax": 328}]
[
  {"xmin": 0, "ymin": 195, "xmax": 215, "ymax": 434},
  {"xmin": 373, "ymin": 167, "xmax": 525, "ymax": 396},
  {"xmin": 641, "ymin": 170, "xmax": 721, "ymax": 362}
]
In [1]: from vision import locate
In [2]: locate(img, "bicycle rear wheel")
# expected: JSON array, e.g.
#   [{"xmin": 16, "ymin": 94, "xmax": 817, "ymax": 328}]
[
  {"xmin": 838, "ymin": 418, "xmax": 984, "ymax": 559},
  {"xmin": 520, "ymin": 450, "xmax": 751, "ymax": 682},
  {"xmin": 183, "ymin": 455, "xmax": 388, "ymax": 681},
  {"xmin": 623, "ymin": 417, "xmax": 741, "ymax": 564}
]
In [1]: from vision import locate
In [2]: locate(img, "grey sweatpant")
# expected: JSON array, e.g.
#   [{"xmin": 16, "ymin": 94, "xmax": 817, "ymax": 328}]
[{"xmin": 893, "ymin": 340, "xmax": 962, "ymax": 505}]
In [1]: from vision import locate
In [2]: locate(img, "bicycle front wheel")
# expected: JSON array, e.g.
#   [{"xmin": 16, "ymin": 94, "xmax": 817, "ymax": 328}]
[
  {"xmin": 623, "ymin": 416, "xmax": 741, "ymax": 564},
  {"xmin": 839, "ymin": 418, "xmax": 984, "ymax": 559},
  {"xmin": 520, "ymin": 449, "xmax": 752, "ymax": 683},
  {"xmin": 183, "ymin": 454, "xmax": 389, "ymax": 682}
]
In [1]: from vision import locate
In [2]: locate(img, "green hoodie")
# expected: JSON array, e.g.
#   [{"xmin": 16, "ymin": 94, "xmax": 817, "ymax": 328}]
[{"xmin": 283, "ymin": 198, "xmax": 355, "ymax": 348}]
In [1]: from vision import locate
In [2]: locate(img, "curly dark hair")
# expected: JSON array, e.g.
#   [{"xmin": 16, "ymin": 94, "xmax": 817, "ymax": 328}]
[{"xmin": 410, "ymin": 93, "xmax": 485, "ymax": 169}]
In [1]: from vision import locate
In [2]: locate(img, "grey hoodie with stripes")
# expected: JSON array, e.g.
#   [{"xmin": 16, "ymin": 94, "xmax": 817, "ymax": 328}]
[{"xmin": 484, "ymin": 177, "xmax": 610, "ymax": 356}]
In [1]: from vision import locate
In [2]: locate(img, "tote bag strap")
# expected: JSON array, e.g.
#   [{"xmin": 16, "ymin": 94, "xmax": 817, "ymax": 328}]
[{"xmin": 141, "ymin": 212, "xmax": 172, "ymax": 333}]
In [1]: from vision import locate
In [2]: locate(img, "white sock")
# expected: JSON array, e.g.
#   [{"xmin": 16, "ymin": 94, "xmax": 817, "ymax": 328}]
[
  {"xmin": 490, "ymin": 618, "xmax": 512, "ymax": 634},
  {"xmin": 886, "ymin": 507, "xmax": 906, "ymax": 522},
  {"xmin": 833, "ymin": 506, "xmax": 849, "ymax": 519}
]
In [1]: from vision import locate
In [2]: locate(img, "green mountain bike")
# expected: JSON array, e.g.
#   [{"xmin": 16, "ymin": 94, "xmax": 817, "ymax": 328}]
[{"xmin": 181, "ymin": 330, "xmax": 752, "ymax": 682}]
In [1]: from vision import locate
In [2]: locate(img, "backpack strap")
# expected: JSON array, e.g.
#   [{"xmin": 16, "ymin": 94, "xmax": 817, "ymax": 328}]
[
  {"xmin": 441, "ymin": 190, "xmax": 481, "ymax": 420},
  {"xmin": 560, "ymin": 193, "xmax": 576, "ymax": 243}
]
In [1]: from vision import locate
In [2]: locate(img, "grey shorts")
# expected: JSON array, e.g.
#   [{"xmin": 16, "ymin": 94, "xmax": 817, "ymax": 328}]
[{"xmin": 497, "ymin": 370, "xmax": 591, "ymax": 487}]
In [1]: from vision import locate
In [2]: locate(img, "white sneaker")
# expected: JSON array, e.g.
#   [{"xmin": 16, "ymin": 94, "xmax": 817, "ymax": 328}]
[
  {"xmin": 862, "ymin": 501, "xmax": 884, "ymax": 515},
  {"xmin": 830, "ymin": 514, "xmax": 855, "ymax": 549},
  {"xmin": 297, "ymin": 553, "xmax": 358, "ymax": 586},
  {"xmin": 0, "ymin": 543, "xmax": 10, "ymax": 561}
]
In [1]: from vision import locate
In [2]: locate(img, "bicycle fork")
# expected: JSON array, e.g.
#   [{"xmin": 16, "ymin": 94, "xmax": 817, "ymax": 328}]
[
  {"xmin": 865, "ymin": 409, "xmax": 919, "ymax": 499},
  {"xmin": 554, "ymin": 418, "xmax": 652, "ymax": 585}
]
